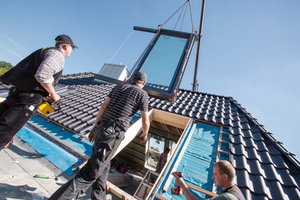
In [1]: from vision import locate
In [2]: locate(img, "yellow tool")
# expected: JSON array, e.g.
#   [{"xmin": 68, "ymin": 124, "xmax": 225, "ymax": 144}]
[{"xmin": 38, "ymin": 100, "xmax": 55, "ymax": 116}]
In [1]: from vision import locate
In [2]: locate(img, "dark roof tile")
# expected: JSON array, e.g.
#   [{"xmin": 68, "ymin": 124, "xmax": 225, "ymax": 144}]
[
  {"xmin": 62, "ymin": 118, "xmax": 76, "ymax": 126},
  {"xmin": 265, "ymin": 180, "xmax": 286, "ymax": 199},
  {"xmin": 249, "ymin": 174, "xmax": 270, "ymax": 196}
]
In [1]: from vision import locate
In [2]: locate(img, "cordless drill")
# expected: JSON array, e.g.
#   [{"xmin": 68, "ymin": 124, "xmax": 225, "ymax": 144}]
[{"xmin": 171, "ymin": 171, "xmax": 184, "ymax": 196}]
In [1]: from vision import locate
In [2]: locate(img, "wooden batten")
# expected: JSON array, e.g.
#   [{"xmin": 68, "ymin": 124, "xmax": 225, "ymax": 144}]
[
  {"xmin": 186, "ymin": 183, "xmax": 219, "ymax": 198},
  {"xmin": 152, "ymin": 109, "xmax": 190, "ymax": 130},
  {"xmin": 107, "ymin": 181, "xmax": 136, "ymax": 200}
]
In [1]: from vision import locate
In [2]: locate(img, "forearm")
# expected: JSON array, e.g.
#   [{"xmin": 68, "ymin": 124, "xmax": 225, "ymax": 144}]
[
  {"xmin": 175, "ymin": 176, "xmax": 198, "ymax": 200},
  {"xmin": 39, "ymin": 82, "xmax": 56, "ymax": 96},
  {"xmin": 142, "ymin": 117, "xmax": 150, "ymax": 136},
  {"xmin": 181, "ymin": 185, "xmax": 198, "ymax": 200},
  {"xmin": 93, "ymin": 97, "xmax": 111, "ymax": 128},
  {"xmin": 93, "ymin": 107, "xmax": 106, "ymax": 127}
]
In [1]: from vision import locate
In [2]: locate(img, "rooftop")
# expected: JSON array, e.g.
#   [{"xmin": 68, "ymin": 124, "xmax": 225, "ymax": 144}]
[{"xmin": 0, "ymin": 72, "xmax": 299, "ymax": 199}]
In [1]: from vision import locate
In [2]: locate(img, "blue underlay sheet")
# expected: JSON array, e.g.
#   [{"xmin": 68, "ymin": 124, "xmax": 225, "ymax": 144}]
[
  {"xmin": 16, "ymin": 126, "xmax": 80, "ymax": 175},
  {"xmin": 160, "ymin": 123, "xmax": 221, "ymax": 200},
  {"xmin": 16, "ymin": 115, "xmax": 94, "ymax": 175}
]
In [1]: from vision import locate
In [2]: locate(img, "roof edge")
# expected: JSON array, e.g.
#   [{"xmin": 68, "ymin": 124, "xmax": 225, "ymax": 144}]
[{"xmin": 228, "ymin": 97, "xmax": 300, "ymax": 170}]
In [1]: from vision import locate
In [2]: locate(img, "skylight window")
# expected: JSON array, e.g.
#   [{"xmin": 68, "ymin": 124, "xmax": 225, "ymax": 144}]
[
  {"xmin": 94, "ymin": 26, "xmax": 197, "ymax": 104},
  {"xmin": 131, "ymin": 27, "xmax": 197, "ymax": 103}
]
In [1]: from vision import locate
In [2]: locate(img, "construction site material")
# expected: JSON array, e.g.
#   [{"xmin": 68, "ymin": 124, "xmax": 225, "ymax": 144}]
[
  {"xmin": 186, "ymin": 183, "xmax": 218, "ymax": 198},
  {"xmin": 107, "ymin": 181, "xmax": 136, "ymax": 200},
  {"xmin": 34, "ymin": 174, "xmax": 58, "ymax": 181},
  {"xmin": 108, "ymin": 168, "xmax": 130, "ymax": 188}
]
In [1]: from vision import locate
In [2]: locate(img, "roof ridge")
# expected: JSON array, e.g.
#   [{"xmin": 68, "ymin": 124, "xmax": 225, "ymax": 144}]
[
  {"xmin": 178, "ymin": 88, "xmax": 229, "ymax": 99},
  {"xmin": 228, "ymin": 97, "xmax": 300, "ymax": 170}
]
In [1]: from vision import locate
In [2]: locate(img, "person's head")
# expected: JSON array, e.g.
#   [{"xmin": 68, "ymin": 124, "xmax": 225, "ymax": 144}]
[
  {"xmin": 132, "ymin": 71, "xmax": 147, "ymax": 88},
  {"xmin": 55, "ymin": 34, "xmax": 78, "ymax": 57},
  {"xmin": 164, "ymin": 147, "xmax": 170, "ymax": 153},
  {"xmin": 213, "ymin": 160, "xmax": 235, "ymax": 189}
]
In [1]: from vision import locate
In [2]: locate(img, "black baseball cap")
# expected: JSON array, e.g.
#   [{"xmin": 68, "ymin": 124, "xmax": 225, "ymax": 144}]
[
  {"xmin": 55, "ymin": 34, "xmax": 78, "ymax": 49},
  {"xmin": 133, "ymin": 71, "xmax": 147, "ymax": 81}
]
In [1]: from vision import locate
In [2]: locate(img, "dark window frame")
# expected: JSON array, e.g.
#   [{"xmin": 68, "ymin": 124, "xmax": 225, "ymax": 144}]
[{"xmin": 94, "ymin": 26, "xmax": 197, "ymax": 103}]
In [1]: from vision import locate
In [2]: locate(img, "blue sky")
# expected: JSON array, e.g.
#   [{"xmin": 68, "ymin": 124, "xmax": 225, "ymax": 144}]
[{"xmin": 1, "ymin": 1, "xmax": 299, "ymax": 157}]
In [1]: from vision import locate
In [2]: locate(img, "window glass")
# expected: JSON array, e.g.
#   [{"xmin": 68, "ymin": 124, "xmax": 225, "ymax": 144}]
[
  {"xmin": 141, "ymin": 35, "xmax": 188, "ymax": 91},
  {"xmin": 146, "ymin": 135, "xmax": 165, "ymax": 168}
]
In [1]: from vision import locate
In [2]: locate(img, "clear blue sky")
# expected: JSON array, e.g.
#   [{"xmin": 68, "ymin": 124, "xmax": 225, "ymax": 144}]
[{"xmin": 1, "ymin": 1, "xmax": 299, "ymax": 157}]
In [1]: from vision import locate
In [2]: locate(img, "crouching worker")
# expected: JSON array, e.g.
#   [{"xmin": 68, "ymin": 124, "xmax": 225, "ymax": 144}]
[
  {"xmin": 174, "ymin": 160, "xmax": 245, "ymax": 200},
  {"xmin": 0, "ymin": 34, "xmax": 77, "ymax": 150},
  {"xmin": 49, "ymin": 71, "xmax": 150, "ymax": 200}
]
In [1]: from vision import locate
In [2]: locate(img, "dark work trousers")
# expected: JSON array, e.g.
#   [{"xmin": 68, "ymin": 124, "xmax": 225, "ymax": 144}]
[
  {"xmin": 0, "ymin": 87, "xmax": 43, "ymax": 150},
  {"xmin": 49, "ymin": 119, "xmax": 125, "ymax": 200}
]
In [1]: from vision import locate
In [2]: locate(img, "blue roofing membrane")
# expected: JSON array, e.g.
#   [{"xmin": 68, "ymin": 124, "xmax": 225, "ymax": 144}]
[
  {"xmin": 16, "ymin": 115, "xmax": 94, "ymax": 175},
  {"xmin": 16, "ymin": 126, "xmax": 80, "ymax": 175},
  {"xmin": 159, "ymin": 122, "xmax": 223, "ymax": 200}
]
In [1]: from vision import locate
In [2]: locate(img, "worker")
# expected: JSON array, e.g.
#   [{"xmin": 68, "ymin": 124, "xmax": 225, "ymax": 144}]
[
  {"xmin": 0, "ymin": 34, "xmax": 77, "ymax": 150},
  {"xmin": 49, "ymin": 71, "xmax": 150, "ymax": 200},
  {"xmin": 174, "ymin": 160, "xmax": 246, "ymax": 200},
  {"xmin": 156, "ymin": 147, "xmax": 170, "ymax": 173}
]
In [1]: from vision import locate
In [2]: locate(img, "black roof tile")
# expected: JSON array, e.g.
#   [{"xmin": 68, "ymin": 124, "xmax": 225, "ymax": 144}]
[
  {"xmin": 235, "ymin": 169, "xmax": 251, "ymax": 188},
  {"xmin": 249, "ymin": 174, "xmax": 270, "ymax": 196},
  {"xmin": 246, "ymin": 147, "xmax": 260, "ymax": 160},
  {"xmin": 282, "ymin": 186, "xmax": 300, "ymax": 200},
  {"xmin": 261, "ymin": 163, "xmax": 280, "ymax": 181},
  {"xmin": 265, "ymin": 180, "xmax": 286, "ymax": 199},
  {"xmin": 62, "ymin": 118, "xmax": 76, "ymax": 126},
  {"xmin": 58, "ymin": 116, "xmax": 72, "ymax": 124},
  {"xmin": 79, "ymin": 125, "xmax": 93, "ymax": 133},
  {"xmin": 276, "ymin": 168, "xmax": 299, "ymax": 187},
  {"xmin": 247, "ymin": 159, "xmax": 264, "ymax": 175},
  {"xmin": 258, "ymin": 151, "xmax": 274, "ymax": 164}
]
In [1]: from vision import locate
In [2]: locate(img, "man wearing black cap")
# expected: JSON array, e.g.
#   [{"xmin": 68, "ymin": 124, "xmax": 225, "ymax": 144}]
[
  {"xmin": 50, "ymin": 71, "xmax": 150, "ymax": 200},
  {"xmin": 0, "ymin": 34, "xmax": 78, "ymax": 150}
]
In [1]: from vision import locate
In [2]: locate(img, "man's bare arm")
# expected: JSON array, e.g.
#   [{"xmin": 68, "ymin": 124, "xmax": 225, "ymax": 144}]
[
  {"xmin": 39, "ymin": 82, "xmax": 61, "ymax": 105},
  {"xmin": 140, "ymin": 110, "xmax": 150, "ymax": 143},
  {"xmin": 174, "ymin": 174, "xmax": 198, "ymax": 200},
  {"xmin": 88, "ymin": 97, "xmax": 111, "ymax": 142}
]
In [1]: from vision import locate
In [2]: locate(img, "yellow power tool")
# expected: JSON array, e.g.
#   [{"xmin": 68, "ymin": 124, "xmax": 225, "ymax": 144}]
[{"xmin": 38, "ymin": 97, "xmax": 60, "ymax": 116}]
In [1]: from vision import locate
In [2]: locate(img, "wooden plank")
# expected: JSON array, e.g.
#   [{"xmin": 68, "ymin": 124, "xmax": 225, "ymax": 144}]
[
  {"xmin": 152, "ymin": 109, "xmax": 190, "ymax": 130},
  {"xmin": 186, "ymin": 183, "xmax": 218, "ymax": 198},
  {"xmin": 113, "ymin": 109, "xmax": 154, "ymax": 157},
  {"xmin": 155, "ymin": 194, "xmax": 168, "ymax": 200},
  {"xmin": 107, "ymin": 181, "xmax": 136, "ymax": 200}
]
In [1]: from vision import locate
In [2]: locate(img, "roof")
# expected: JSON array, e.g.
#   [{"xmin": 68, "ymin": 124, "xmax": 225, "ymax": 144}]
[
  {"xmin": 1, "ymin": 72, "xmax": 299, "ymax": 199},
  {"xmin": 57, "ymin": 72, "xmax": 300, "ymax": 199}
]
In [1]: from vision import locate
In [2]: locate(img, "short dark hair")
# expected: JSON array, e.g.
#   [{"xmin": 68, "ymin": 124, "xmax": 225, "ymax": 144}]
[{"xmin": 214, "ymin": 160, "xmax": 235, "ymax": 181}]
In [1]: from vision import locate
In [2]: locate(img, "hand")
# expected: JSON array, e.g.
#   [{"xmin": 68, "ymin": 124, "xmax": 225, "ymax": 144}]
[
  {"xmin": 174, "ymin": 173, "xmax": 186, "ymax": 188},
  {"xmin": 139, "ymin": 132, "xmax": 147, "ymax": 143},
  {"xmin": 51, "ymin": 93, "xmax": 61, "ymax": 106},
  {"xmin": 88, "ymin": 128, "xmax": 95, "ymax": 142}
]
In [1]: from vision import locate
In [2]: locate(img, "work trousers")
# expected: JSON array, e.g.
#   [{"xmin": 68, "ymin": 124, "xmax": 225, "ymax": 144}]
[
  {"xmin": 0, "ymin": 87, "xmax": 43, "ymax": 150},
  {"xmin": 49, "ymin": 119, "xmax": 125, "ymax": 200}
]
